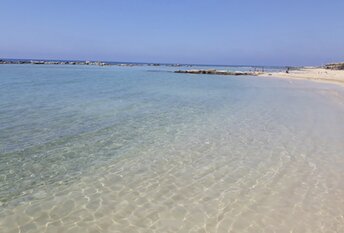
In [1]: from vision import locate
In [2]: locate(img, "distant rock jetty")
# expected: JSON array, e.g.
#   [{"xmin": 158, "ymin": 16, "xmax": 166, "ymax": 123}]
[
  {"xmin": 0, "ymin": 60, "xmax": 109, "ymax": 66},
  {"xmin": 324, "ymin": 62, "xmax": 344, "ymax": 70},
  {"xmin": 175, "ymin": 69, "xmax": 261, "ymax": 76},
  {"xmin": 0, "ymin": 59, "xmax": 195, "ymax": 68}
]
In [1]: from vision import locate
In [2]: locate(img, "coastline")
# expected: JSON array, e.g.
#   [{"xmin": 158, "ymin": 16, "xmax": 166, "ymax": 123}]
[
  {"xmin": 260, "ymin": 68, "xmax": 344, "ymax": 87},
  {"xmin": 0, "ymin": 59, "xmax": 186, "ymax": 67},
  {"xmin": 2, "ymin": 59, "xmax": 344, "ymax": 88}
]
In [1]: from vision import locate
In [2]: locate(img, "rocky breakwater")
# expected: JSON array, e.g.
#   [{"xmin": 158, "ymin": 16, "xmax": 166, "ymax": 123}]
[
  {"xmin": 175, "ymin": 69, "xmax": 260, "ymax": 76},
  {"xmin": 324, "ymin": 62, "xmax": 344, "ymax": 70},
  {"xmin": 0, "ymin": 60, "xmax": 109, "ymax": 66}
]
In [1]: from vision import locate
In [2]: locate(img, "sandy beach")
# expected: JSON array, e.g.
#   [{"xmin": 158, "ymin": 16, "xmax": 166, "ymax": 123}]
[{"xmin": 260, "ymin": 67, "xmax": 344, "ymax": 87}]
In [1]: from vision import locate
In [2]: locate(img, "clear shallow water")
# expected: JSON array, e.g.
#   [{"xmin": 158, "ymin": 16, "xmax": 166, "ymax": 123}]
[{"xmin": 1, "ymin": 64, "xmax": 344, "ymax": 233}]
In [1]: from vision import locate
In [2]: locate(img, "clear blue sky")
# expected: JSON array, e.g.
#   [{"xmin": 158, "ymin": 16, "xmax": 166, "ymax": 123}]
[{"xmin": 1, "ymin": 0, "xmax": 344, "ymax": 66}]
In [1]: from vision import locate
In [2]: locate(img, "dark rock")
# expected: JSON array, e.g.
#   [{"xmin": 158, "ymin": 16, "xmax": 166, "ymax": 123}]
[
  {"xmin": 175, "ymin": 69, "xmax": 259, "ymax": 76},
  {"xmin": 324, "ymin": 62, "xmax": 344, "ymax": 70}
]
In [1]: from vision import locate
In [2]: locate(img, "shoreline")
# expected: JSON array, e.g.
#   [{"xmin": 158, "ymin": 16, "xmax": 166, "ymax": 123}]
[
  {"xmin": 259, "ymin": 68, "xmax": 344, "ymax": 87},
  {"xmin": 174, "ymin": 67, "xmax": 344, "ymax": 88},
  {"xmin": 2, "ymin": 59, "xmax": 344, "ymax": 87}
]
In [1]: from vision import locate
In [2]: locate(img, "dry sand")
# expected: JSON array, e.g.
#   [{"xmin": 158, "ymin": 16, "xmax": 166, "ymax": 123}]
[{"xmin": 260, "ymin": 68, "xmax": 344, "ymax": 87}]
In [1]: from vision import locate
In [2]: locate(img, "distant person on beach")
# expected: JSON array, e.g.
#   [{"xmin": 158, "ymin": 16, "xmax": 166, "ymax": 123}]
[{"xmin": 286, "ymin": 67, "xmax": 290, "ymax": 73}]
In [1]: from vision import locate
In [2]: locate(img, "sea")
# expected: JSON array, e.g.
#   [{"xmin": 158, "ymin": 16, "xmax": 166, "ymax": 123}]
[{"xmin": 0, "ymin": 64, "xmax": 344, "ymax": 232}]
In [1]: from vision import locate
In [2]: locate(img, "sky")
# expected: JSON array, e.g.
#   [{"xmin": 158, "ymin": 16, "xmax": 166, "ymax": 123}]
[{"xmin": 1, "ymin": 0, "xmax": 344, "ymax": 66}]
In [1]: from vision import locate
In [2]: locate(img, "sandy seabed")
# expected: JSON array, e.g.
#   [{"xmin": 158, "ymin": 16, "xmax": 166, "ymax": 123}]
[{"xmin": 1, "ymin": 65, "xmax": 344, "ymax": 233}]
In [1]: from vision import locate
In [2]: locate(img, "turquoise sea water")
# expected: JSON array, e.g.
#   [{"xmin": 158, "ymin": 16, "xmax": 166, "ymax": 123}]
[{"xmin": 1, "ymin": 64, "xmax": 344, "ymax": 232}]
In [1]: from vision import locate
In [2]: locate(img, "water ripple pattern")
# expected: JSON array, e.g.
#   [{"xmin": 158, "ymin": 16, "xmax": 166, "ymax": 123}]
[{"xmin": 1, "ymin": 64, "xmax": 344, "ymax": 232}]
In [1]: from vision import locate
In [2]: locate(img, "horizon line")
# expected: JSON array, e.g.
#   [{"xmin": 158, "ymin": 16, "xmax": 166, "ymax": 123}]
[{"xmin": 1, "ymin": 57, "xmax": 307, "ymax": 68}]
